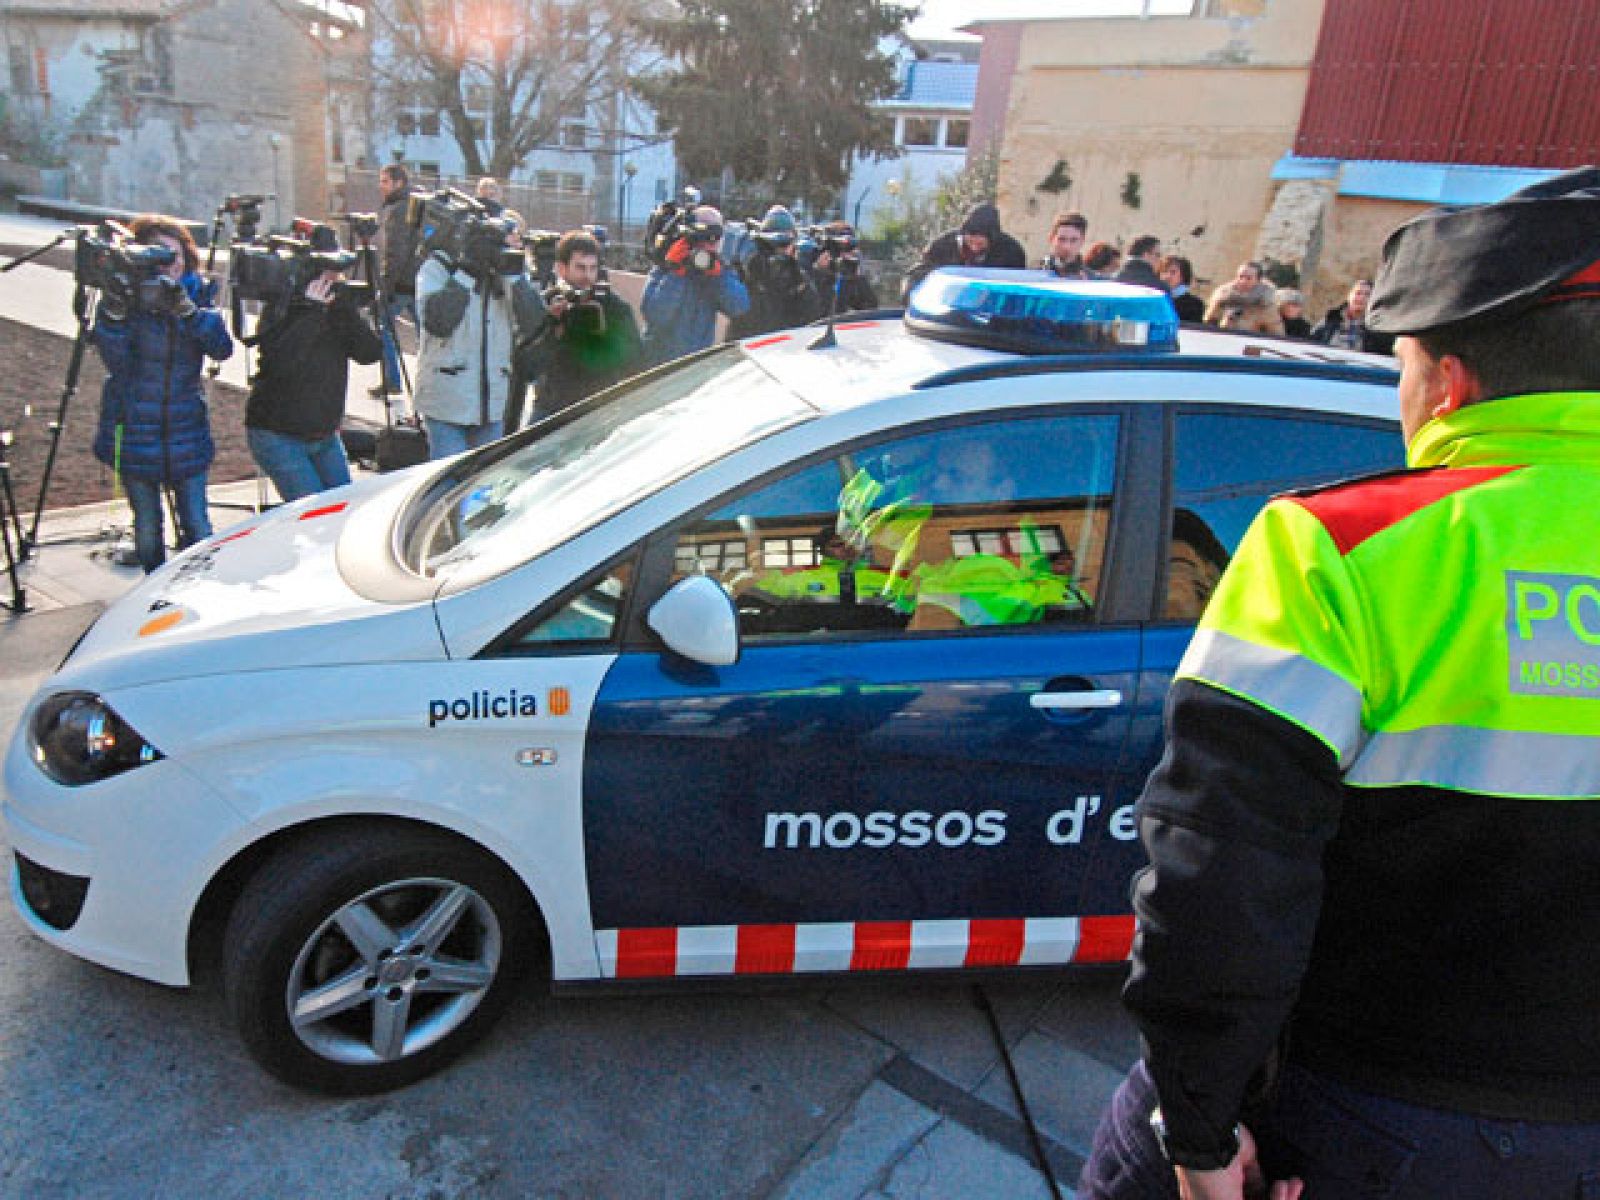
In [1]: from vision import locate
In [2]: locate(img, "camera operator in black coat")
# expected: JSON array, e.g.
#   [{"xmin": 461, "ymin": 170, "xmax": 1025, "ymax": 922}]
[
  {"xmin": 807, "ymin": 220, "xmax": 879, "ymax": 316},
  {"xmin": 727, "ymin": 206, "xmax": 822, "ymax": 339},
  {"xmin": 246, "ymin": 257, "xmax": 383, "ymax": 503},
  {"xmin": 518, "ymin": 230, "xmax": 643, "ymax": 424}
]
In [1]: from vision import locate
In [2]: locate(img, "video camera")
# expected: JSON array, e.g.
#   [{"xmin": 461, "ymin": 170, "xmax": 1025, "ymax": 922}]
[
  {"xmin": 644, "ymin": 186, "xmax": 722, "ymax": 272},
  {"xmin": 523, "ymin": 228, "xmax": 562, "ymax": 285},
  {"xmin": 72, "ymin": 221, "xmax": 187, "ymax": 315},
  {"xmin": 805, "ymin": 223, "xmax": 862, "ymax": 277},
  {"xmin": 406, "ymin": 187, "xmax": 523, "ymax": 278},
  {"xmin": 336, "ymin": 211, "xmax": 381, "ymax": 242},
  {"xmin": 219, "ymin": 193, "xmax": 268, "ymax": 243},
  {"xmin": 229, "ymin": 217, "xmax": 362, "ymax": 314}
]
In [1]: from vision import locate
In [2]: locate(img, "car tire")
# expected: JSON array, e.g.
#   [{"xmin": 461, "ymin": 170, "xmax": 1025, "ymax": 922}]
[{"xmin": 223, "ymin": 826, "xmax": 538, "ymax": 1094}]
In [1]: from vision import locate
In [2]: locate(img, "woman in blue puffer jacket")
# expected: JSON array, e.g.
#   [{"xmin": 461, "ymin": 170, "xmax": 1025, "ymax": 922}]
[{"xmin": 91, "ymin": 215, "xmax": 234, "ymax": 572}]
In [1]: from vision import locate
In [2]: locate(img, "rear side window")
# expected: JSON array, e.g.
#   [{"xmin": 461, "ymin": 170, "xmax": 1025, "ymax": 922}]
[{"xmin": 1165, "ymin": 411, "xmax": 1401, "ymax": 620}]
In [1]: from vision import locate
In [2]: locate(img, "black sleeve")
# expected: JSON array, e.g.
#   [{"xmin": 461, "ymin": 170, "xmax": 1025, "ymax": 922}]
[
  {"xmin": 1123, "ymin": 679, "xmax": 1343, "ymax": 1160},
  {"xmin": 329, "ymin": 296, "xmax": 383, "ymax": 365}
]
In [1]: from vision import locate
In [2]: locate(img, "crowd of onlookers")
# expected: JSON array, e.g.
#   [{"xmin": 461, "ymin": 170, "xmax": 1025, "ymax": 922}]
[{"xmin": 905, "ymin": 203, "xmax": 1394, "ymax": 354}]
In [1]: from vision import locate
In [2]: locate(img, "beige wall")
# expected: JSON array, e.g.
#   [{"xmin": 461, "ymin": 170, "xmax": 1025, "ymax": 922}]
[
  {"xmin": 980, "ymin": 0, "xmax": 1325, "ymax": 293},
  {"xmin": 1309, "ymin": 195, "xmax": 1427, "ymax": 315}
]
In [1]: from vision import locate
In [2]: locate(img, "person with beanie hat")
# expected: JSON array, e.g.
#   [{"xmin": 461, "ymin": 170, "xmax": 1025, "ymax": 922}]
[
  {"xmin": 727, "ymin": 204, "xmax": 821, "ymax": 339},
  {"xmin": 901, "ymin": 201, "xmax": 1027, "ymax": 300}
]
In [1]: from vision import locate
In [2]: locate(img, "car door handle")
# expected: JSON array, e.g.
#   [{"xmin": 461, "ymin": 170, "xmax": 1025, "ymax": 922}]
[{"xmin": 1031, "ymin": 689, "xmax": 1124, "ymax": 711}]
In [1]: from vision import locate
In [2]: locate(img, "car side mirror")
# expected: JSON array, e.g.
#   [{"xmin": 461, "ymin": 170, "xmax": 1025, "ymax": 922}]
[{"xmin": 646, "ymin": 575, "xmax": 741, "ymax": 666}]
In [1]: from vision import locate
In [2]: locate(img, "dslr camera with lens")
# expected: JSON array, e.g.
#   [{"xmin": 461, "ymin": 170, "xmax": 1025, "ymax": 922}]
[{"xmin": 541, "ymin": 276, "xmax": 612, "ymax": 337}]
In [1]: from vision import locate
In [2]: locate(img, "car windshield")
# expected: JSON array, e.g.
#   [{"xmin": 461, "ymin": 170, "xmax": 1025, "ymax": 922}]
[{"xmin": 398, "ymin": 349, "xmax": 812, "ymax": 584}]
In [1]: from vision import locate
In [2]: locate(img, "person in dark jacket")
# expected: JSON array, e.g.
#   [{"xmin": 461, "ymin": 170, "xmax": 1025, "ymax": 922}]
[
  {"xmin": 246, "ymin": 258, "xmax": 383, "ymax": 502},
  {"xmin": 521, "ymin": 230, "xmax": 644, "ymax": 423},
  {"xmin": 1311, "ymin": 278, "xmax": 1394, "ymax": 354},
  {"xmin": 727, "ymin": 205, "xmax": 821, "ymax": 339},
  {"xmin": 901, "ymin": 201, "xmax": 1028, "ymax": 298},
  {"xmin": 373, "ymin": 163, "xmax": 419, "ymax": 398},
  {"xmin": 1160, "ymin": 255, "xmax": 1206, "ymax": 322},
  {"xmin": 1275, "ymin": 287, "xmax": 1313, "ymax": 338},
  {"xmin": 807, "ymin": 220, "xmax": 879, "ymax": 315},
  {"xmin": 1079, "ymin": 166, "xmax": 1600, "ymax": 1200},
  {"xmin": 1115, "ymin": 234, "xmax": 1167, "ymax": 291},
  {"xmin": 91, "ymin": 214, "xmax": 233, "ymax": 573}
]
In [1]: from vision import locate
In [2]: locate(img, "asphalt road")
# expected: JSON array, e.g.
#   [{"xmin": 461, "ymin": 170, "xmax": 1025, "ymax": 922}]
[{"xmin": 0, "ymin": 603, "xmax": 1139, "ymax": 1200}]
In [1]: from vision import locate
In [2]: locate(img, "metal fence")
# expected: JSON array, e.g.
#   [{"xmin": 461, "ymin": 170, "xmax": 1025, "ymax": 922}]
[{"xmin": 333, "ymin": 166, "xmax": 596, "ymax": 234}]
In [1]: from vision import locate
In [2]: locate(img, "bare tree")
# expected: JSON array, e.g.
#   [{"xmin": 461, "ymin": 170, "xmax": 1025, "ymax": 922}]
[{"xmin": 367, "ymin": 0, "xmax": 660, "ymax": 180}]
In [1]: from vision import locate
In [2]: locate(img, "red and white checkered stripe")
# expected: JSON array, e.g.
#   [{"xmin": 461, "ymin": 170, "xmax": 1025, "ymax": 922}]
[{"xmin": 595, "ymin": 916, "xmax": 1135, "ymax": 979}]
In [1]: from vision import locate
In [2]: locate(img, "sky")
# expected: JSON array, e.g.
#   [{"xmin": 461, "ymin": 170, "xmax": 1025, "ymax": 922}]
[{"xmin": 903, "ymin": 0, "xmax": 1197, "ymax": 40}]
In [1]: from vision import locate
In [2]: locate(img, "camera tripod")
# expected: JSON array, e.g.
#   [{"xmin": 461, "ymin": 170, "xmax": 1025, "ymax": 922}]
[
  {"xmin": 1, "ymin": 230, "xmax": 101, "ymax": 562},
  {"xmin": 0, "ymin": 432, "xmax": 27, "ymax": 612},
  {"xmin": 348, "ymin": 223, "xmax": 413, "ymax": 423}
]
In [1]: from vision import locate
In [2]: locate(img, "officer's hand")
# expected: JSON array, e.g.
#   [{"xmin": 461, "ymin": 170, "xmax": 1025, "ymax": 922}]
[
  {"xmin": 304, "ymin": 275, "xmax": 338, "ymax": 306},
  {"xmin": 1175, "ymin": 1125, "xmax": 1303, "ymax": 1200},
  {"xmin": 815, "ymin": 250, "xmax": 833, "ymax": 271}
]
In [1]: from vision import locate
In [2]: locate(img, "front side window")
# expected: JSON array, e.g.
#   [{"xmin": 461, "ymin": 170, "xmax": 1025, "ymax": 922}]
[
  {"xmin": 671, "ymin": 413, "xmax": 1120, "ymax": 638},
  {"xmin": 1164, "ymin": 410, "xmax": 1401, "ymax": 619}
]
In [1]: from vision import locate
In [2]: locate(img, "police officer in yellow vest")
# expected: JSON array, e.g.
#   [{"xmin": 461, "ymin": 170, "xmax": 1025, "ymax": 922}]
[{"xmin": 1080, "ymin": 167, "xmax": 1600, "ymax": 1199}]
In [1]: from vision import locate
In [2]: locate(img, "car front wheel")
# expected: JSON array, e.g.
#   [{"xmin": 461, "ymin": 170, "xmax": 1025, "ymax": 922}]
[{"xmin": 223, "ymin": 827, "xmax": 537, "ymax": 1093}]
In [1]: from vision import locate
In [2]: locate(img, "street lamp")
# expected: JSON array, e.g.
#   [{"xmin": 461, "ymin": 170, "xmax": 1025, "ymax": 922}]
[
  {"xmin": 268, "ymin": 133, "xmax": 283, "ymax": 228},
  {"xmin": 620, "ymin": 160, "xmax": 638, "ymax": 238}
]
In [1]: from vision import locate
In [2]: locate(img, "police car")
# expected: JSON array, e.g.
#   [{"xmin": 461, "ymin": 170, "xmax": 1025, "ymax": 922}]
[{"xmin": 3, "ymin": 271, "xmax": 1401, "ymax": 1092}]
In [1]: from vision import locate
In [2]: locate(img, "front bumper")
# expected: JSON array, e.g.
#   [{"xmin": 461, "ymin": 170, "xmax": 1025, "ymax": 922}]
[{"xmin": 2, "ymin": 721, "xmax": 244, "ymax": 987}]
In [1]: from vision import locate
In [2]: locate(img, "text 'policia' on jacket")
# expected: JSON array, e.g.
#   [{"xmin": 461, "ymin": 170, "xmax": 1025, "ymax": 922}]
[{"xmin": 1139, "ymin": 389, "xmax": 1600, "ymax": 1123}]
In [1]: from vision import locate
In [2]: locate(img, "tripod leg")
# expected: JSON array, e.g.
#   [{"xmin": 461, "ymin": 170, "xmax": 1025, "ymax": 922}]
[
  {"xmin": 0, "ymin": 459, "xmax": 28, "ymax": 613},
  {"xmin": 25, "ymin": 310, "xmax": 94, "ymax": 557}
]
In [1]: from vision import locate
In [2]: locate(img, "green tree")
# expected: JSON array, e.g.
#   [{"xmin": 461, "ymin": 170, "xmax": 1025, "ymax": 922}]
[
  {"xmin": 369, "ymin": 0, "xmax": 655, "ymax": 180},
  {"xmin": 636, "ymin": 0, "xmax": 910, "ymax": 212}
]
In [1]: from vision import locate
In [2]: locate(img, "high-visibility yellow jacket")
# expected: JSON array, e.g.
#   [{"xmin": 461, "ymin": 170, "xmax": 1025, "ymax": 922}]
[{"xmin": 1125, "ymin": 391, "xmax": 1600, "ymax": 1158}]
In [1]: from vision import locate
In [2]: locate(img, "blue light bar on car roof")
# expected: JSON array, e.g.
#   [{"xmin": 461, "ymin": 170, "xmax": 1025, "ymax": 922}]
[{"xmin": 905, "ymin": 268, "xmax": 1180, "ymax": 356}]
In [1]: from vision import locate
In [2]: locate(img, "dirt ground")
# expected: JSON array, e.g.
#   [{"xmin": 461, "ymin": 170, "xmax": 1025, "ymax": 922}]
[{"xmin": 0, "ymin": 316, "xmax": 258, "ymax": 518}]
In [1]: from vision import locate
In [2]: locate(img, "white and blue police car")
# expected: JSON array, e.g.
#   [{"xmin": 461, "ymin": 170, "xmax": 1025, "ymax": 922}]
[{"xmin": 3, "ymin": 270, "xmax": 1401, "ymax": 1091}]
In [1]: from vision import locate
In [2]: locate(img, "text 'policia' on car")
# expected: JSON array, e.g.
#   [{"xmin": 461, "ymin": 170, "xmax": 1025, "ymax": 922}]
[{"xmin": 3, "ymin": 269, "xmax": 1401, "ymax": 1092}]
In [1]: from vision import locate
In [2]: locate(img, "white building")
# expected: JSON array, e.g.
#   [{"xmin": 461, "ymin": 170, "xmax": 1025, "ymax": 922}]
[
  {"xmin": 367, "ymin": 12, "xmax": 676, "ymax": 237},
  {"xmin": 843, "ymin": 35, "xmax": 978, "ymax": 234}
]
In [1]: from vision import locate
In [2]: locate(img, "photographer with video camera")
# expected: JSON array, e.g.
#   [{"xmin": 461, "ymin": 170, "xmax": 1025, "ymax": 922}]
[
  {"xmin": 411, "ymin": 188, "xmax": 545, "ymax": 458},
  {"xmin": 90, "ymin": 214, "xmax": 233, "ymax": 573},
  {"xmin": 727, "ymin": 206, "xmax": 821, "ymax": 339},
  {"xmin": 641, "ymin": 202, "xmax": 749, "ymax": 363},
  {"xmin": 244, "ymin": 224, "xmax": 382, "ymax": 502},
  {"xmin": 517, "ymin": 229, "xmax": 643, "ymax": 424},
  {"xmin": 806, "ymin": 219, "xmax": 878, "ymax": 316}
]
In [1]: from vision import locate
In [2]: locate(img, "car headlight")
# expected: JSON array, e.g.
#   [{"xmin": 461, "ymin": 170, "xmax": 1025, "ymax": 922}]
[{"xmin": 29, "ymin": 692, "xmax": 163, "ymax": 786}]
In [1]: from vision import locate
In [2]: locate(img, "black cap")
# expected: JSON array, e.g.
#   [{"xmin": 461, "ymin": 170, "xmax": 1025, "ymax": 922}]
[{"xmin": 1367, "ymin": 166, "xmax": 1600, "ymax": 336}]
